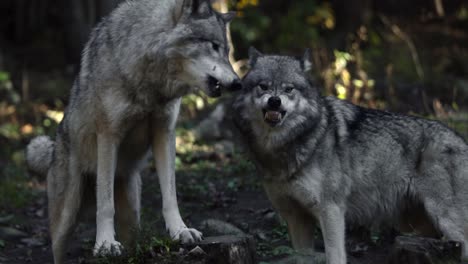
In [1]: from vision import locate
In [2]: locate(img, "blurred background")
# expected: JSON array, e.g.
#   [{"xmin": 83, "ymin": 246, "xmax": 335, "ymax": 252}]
[{"xmin": 1, "ymin": 0, "xmax": 468, "ymax": 263}]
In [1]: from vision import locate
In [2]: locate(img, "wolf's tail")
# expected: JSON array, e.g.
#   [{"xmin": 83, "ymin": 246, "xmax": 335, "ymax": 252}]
[{"xmin": 26, "ymin": 136, "xmax": 54, "ymax": 177}]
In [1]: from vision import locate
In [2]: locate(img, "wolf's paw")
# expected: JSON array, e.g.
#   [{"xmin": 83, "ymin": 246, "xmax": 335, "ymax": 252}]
[
  {"xmin": 93, "ymin": 240, "xmax": 123, "ymax": 257},
  {"xmin": 170, "ymin": 227, "xmax": 203, "ymax": 244}
]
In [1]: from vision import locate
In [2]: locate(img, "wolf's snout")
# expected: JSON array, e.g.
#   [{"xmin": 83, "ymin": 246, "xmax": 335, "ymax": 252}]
[
  {"xmin": 207, "ymin": 76, "xmax": 222, "ymax": 97},
  {"xmin": 267, "ymin": 96, "xmax": 281, "ymax": 109},
  {"xmin": 229, "ymin": 79, "xmax": 243, "ymax": 91},
  {"xmin": 264, "ymin": 96, "xmax": 285, "ymax": 126}
]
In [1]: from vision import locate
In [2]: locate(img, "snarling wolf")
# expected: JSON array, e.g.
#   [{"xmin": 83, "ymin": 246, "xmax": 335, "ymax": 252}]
[
  {"xmin": 234, "ymin": 48, "xmax": 468, "ymax": 264},
  {"xmin": 26, "ymin": 0, "xmax": 241, "ymax": 262}
]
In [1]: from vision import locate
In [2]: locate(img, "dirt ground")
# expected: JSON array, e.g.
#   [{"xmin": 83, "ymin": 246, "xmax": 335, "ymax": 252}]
[{"xmin": 0, "ymin": 143, "xmax": 401, "ymax": 264}]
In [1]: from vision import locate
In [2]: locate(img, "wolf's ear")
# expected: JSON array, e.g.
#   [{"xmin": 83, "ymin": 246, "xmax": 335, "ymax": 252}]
[
  {"xmin": 195, "ymin": 0, "xmax": 211, "ymax": 15},
  {"xmin": 221, "ymin": 11, "xmax": 236, "ymax": 23},
  {"xmin": 180, "ymin": 0, "xmax": 193, "ymax": 20},
  {"xmin": 248, "ymin": 47, "xmax": 262, "ymax": 67},
  {"xmin": 301, "ymin": 49, "xmax": 312, "ymax": 72},
  {"xmin": 181, "ymin": 0, "xmax": 211, "ymax": 19}
]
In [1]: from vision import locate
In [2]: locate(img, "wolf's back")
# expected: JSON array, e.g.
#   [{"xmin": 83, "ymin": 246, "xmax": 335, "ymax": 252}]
[{"xmin": 26, "ymin": 136, "xmax": 54, "ymax": 177}]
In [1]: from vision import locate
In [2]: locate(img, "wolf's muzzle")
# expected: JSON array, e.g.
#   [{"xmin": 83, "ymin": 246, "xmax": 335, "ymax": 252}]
[
  {"xmin": 207, "ymin": 76, "xmax": 242, "ymax": 97},
  {"xmin": 228, "ymin": 79, "xmax": 243, "ymax": 91},
  {"xmin": 207, "ymin": 76, "xmax": 222, "ymax": 97}
]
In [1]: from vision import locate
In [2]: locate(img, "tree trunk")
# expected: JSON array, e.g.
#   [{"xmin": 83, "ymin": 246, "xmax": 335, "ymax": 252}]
[{"xmin": 185, "ymin": 235, "xmax": 256, "ymax": 264}]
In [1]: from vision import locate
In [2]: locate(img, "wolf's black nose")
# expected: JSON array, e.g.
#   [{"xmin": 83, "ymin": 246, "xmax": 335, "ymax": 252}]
[
  {"xmin": 268, "ymin": 96, "xmax": 281, "ymax": 109},
  {"xmin": 229, "ymin": 79, "xmax": 243, "ymax": 91}
]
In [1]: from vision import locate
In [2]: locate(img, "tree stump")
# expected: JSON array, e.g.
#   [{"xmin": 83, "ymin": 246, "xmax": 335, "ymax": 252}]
[
  {"xmin": 185, "ymin": 235, "xmax": 256, "ymax": 264},
  {"xmin": 387, "ymin": 236, "xmax": 462, "ymax": 264}
]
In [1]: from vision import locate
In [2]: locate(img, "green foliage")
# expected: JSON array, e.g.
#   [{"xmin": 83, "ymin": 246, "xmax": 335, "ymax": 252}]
[
  {"xmin": 0, "ymin": 164, "xmax": 35, "ymax": 210},
  {"xmin": 92, "ymin": 225, "xmax": 181, "ymax": 264},
  {"xmin": 0, "ymin": 123, "xmax": 21, "ymax": 140},
  {"xmin": 271, "ymin": 245, "xmax": 295, "ymax": 256},
  {"xmin": 0, "ymin": 70, "xmax": 58, "ymax": 212},
  {"xmin": 0, "ymin": 71, "xmax": 20, "ymax": 104},
  {"xmin": 230, "ymin": 0, "xmax": 330, "ymax": 57},
  {"xmin": 181, "ymin": 93, "xmax": 218, "ymax": 118}
]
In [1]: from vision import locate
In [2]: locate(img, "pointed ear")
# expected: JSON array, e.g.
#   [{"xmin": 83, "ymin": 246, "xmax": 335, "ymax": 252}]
[
  {"xmin": 248, "ymin": 47, "xmax": 262, "ymax": 67},
  {"xmin": 180, "ymin": 0, "xmax": 193, "ymax": 20},
  {"xmin": 195, "ymin": 0, "xmax": 211, "ymax": 15},
  {"xmin": 180, "ymin": 0, "xmax": 211, "ymax": 20},
  {"xmin": 221, "ymin": 11, "xmax": 236, "ymax": 23},
  {"xmin": 301, "ymin": 49, "xmax": 312, "ymax": 72}
]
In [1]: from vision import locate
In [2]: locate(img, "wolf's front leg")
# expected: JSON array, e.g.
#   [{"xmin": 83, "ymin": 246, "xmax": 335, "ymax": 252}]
[
  {"xmin": 94, "ymin": 133, "xmax": 122, "ymax": 256},
  {"xmin": 264, "ymin": 185, "xmax": 315, "ymax": 251},
  {"xmin": 319, "ymin": 203, "xmax": 346, "ymax": 264},
  {"xmin": 152, "ymin": 102, "xmax": 203, "ymax": 243}
]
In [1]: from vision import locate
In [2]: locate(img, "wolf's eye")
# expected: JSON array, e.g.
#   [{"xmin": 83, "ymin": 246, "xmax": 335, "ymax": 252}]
[
  {"xmin": 285, "ymin": 86, "xmax": 294, "ymax": 93},
  {"xmin": 212, "ymin": 42, "xmax": 220, "ymax": 52},
  {"xmin": 259, "ymin": 84, "xmax": 268, "ymax": 91}
]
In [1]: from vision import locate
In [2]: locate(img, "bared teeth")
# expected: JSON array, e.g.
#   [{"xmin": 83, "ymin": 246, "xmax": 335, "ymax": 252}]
[{"xmin": 264, "ymin": 111, "xmax": 282, "ymax": 122}]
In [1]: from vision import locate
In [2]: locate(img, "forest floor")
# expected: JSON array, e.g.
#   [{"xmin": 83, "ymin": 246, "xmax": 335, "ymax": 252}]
[{"xmin": 1, "ymin": 121, "xmax": 467, "ymax": 264}]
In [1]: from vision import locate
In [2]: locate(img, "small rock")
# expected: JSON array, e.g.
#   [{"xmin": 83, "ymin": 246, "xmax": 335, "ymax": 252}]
[
  {"xmin": 21, "ymin": 237, "xmax": 46, "ymax": 247},
  {"xmin": 348, "ymin": 242, "xmax": 369, "ymax": 257},
  {"xmin": 272, "ymin": 251, "xmax": 326, "ymax": 264},
  {"xmin": 178, "ymin": 247, "xmax": 186, "ymax": 253},
  {"xmin": 239, "ymin": 222, "xmax": 249, "ymax": 232},
  {"xmin": 264, "ymin": 211, "xmax": 276, "ymax": 220},
  {"xmin": 0, "ymin": 226, "xmax": 28, "ymax": 239},
  {"xmin": 35, "ymin": 209, "xmax": 45, "ymax": 218},
  {"xmin": 255, "ymin": 231, "xmax": 267, "ymax": 241},
  {"xmin": 0, "ymin": 215, "xmax": 14, "ymax": 224},
  {"xmin": 262, "ymin": 210, "xmax": 281, "ymax": 226},
  {"xmin": 200, "ymin": 219, "xmax": 245, "ymax": 236},
  {"xmin": 259, "ymin": 208, "xmax": 274, "ymax": 215},
  {"xmin": 213, "ymin": 140, "xmax": 235, "ymax": 155},
  {"xmin": 188, "ymin": 246, "xmax": 207, "ymax": 256}
]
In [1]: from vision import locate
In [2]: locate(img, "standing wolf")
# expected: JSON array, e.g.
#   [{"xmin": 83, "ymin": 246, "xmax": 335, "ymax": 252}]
[
  {"xmin": 25, "ymin": 0, "xmax": 241, "ymax": 262},
  {"xmin": 234, "ymin": 48, "xmax": 468, "ymax": 264}
]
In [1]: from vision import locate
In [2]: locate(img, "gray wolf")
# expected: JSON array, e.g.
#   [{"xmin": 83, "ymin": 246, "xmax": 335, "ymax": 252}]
[
  {"xmin": 233, "ymin": 48, "xmax": 468, "ymax": 264},
  {"xmin": 25, "ymin": 0, "xmax": 241, "ymax": 262}
]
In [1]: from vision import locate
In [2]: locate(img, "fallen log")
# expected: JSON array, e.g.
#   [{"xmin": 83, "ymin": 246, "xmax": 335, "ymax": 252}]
[{"xmin": 387, "ymin": 236, "xmax": 462, "ymax": 264}]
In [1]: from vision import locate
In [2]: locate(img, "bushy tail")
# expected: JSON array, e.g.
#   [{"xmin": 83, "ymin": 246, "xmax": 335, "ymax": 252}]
[{"xmin": 26, "ymin": 136, "xmax": 54, "ymax": 177}]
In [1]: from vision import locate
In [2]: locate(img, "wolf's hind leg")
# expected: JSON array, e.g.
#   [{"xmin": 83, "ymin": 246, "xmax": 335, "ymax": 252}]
[
  {"xmin": 417, "ymin": 174, "xmax": 467, "ymax": 257},
  {"xmin": 115, "ymin": 172, "xmax": 142, "ymax": 247},
  {"xmin": 417, "ymin": 153, "xmax": 468, "ymax": 258},
  {"xmin": 48, "ymin": 155, "xmax": 83, "ymax": 264},
  {"xmin": 422, "ymin": 197, "xmax": 467, "ymax": 255}
]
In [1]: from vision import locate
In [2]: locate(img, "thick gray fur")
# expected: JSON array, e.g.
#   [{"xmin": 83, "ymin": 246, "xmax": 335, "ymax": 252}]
[
  {"xmin": 25, "ymin": 0, "xmax": 240, "ymax": 263},
  {"xmin": 234, "ymin": 49, "xmax": 468, "ymax": 264}
]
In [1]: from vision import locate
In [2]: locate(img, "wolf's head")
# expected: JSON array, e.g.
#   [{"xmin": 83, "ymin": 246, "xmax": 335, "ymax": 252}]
[
  {"xmin": 236, "ymin": 48, "xmax": 320, "ymax": 147},
  {"xmin": 168, "ymin": 0, "xmax": 241, "ymax": 97}
]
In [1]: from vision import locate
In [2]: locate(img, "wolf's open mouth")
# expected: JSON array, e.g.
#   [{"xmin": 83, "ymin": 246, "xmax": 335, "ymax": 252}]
[
  {"xmin": 207, "ymin": 76, "xmax": 223, "ymax": 97},
  {"xmin": 263, "ymin": 109, "xmax": 286, "ymax": 126}
]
